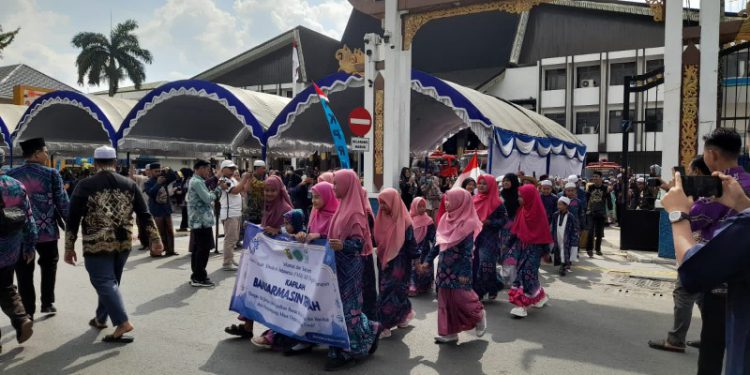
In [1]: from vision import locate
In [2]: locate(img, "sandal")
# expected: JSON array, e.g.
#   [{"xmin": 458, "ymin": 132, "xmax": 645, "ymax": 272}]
[
  {"xmin": 647, "ymin": 339, "xmax": 685, "ymax": 353},
  {"xmin": 250, "ymin": 336, "xmax": 272, "ymax": 349},
  {"xmin": 103, "ymin": 334, "xmax": 134, "ymax": 343},
  {"xmin": 225, "ymin": 324, "xmax": 253, "ymax": 338},
  {"xmin": 89, "ymin": 318, "xmax": 107, "ymax": 329}
]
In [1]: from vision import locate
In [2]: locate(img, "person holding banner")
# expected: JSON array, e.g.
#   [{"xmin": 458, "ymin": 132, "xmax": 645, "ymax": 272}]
[
  {"xmin": 419, "ymin": 188, "xmax": 486, "ymax": 344},
  {"xmin": 359, "ymin": 186, "xmax": 378, "ymax": 322},
  {"xmin": 472, "ymin": 174, "xmax": 508, "ymax": 301},
  {"xmin": 325, "ymin": 169, "xmax": 381, "ymax": 371},
  {"xmin": 295, "ymin": 181, "xmax": 338, "ymax": 243},
  {"xmin": 374, "ymin": 188, "xmax": 418, "ymax": 339},
  {"xmin": 225, "ymin": 175, "xmax": 292, "ymax": 339},
  {"xmin": 408, "ymin": 197, "xmax": 436, "ymax": 297},
  {"xmin": 505, "ymin": 184, "xmax": 553, "ymax": 318}
]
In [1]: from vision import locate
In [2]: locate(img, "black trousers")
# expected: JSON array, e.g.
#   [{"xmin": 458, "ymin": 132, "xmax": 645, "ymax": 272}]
[
  {"xmin": 179, "ymin": 206, "xmax": 189, "ymax": 230},
  {"xmin": 586, "ymin": 215, "xmax": 606, "ymax": 252},
  {"xmin": 190, "ymin": 228, "xmax": 214, "ymax": 282},
  {"xmin": 0, "ymin": 265, "xmax": 28, "ymax": 340},
  {"xmin": 14, "ymin": 240, "xmax": 59, "ymax": 316},
  {"xmin": 697, "ymin": 292, "xmax": 726, "ymax": 375}
]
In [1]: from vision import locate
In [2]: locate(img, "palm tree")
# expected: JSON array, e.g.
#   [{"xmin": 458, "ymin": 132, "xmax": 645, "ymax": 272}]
[
  {"xmin": 0, "ymin": 25, "xmax": 20, "ymax": 59},
  {"xmin": 72, "ymin": 19, "xmax": 152, "ymax": 96}
]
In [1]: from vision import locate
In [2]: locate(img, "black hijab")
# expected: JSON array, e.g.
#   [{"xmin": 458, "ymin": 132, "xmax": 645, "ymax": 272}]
[{"xmin": 501, "ymin": 173, "xmax": 520, "ymax": 218}]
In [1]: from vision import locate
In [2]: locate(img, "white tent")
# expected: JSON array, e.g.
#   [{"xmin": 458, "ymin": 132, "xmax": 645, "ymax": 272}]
[{"xmin": 0, "ymin": 103, "xmax": 26, "ymax": 161}]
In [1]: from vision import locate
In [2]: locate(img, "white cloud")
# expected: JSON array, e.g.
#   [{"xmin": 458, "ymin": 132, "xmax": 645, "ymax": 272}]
[{"xmin": 233, "ymin": 0, "xmax": 351, "ymax": 39}]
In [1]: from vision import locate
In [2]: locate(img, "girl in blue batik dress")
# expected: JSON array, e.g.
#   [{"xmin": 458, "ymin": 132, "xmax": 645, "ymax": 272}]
[
  {"xmin": 409, "ymin": 197, "xmax": 436, "ymax": 296},
  {"xmin": 472, "ymin": 174, "xmax": 508, "ymax": 301},
  {"xmin": 499, "ymin": 173, "xmax": 521, "ymax": 286},
  {"xmin": 550, "ymin": 197, "xmax": 580, "ymax": 276}
]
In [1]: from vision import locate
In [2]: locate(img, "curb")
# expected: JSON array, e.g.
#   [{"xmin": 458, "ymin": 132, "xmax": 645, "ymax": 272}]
[{"xmin": 625, "ymin": 251, "xmax": 676, "ymax": 265}]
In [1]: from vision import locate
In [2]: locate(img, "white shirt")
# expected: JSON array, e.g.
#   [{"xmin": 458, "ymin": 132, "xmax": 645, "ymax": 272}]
[
  {"xmin": 556, "ymin": 213, "xmax": 567, "ymax": 259},
  {"xmin": 219, "ymin": 177, "xmax": 243, "ymax": 220}
]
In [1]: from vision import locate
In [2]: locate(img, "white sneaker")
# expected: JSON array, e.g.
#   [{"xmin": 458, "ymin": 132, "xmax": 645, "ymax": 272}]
[
  {"xmin": 434, "ymin": 334, "xmax": 458, "ymax": 344},
  {"xmin": 223, "ymin": 265, "xmax": 238, "ymax": 271},
  {"xmin": 510, "ymin": 307, "xmax": 528, "ymax": 318},
  {"xmin": 379, "ymin": 328, "xmax": 392, "ymax": 339},
  {"xmin": 475, "ymin": 312, "xmax": 487, "ymax": 337},
  {"xmin": 533, "ymin": 295, "xmax": 549, "ymax": 309}
]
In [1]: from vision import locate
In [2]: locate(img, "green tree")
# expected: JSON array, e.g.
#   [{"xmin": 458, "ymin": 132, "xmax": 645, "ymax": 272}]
[
  {"xmin": 72, "ymin": 19, "xmax": 152, "ymax": 96},
  {"xmin": 0, "ymin": 25, "xmax": 20, "ymax": 59}
]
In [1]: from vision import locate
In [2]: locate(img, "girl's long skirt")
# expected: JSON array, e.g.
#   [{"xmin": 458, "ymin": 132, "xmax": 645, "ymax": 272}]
[
  {"xmin": 508, "ymin": 244, "xmax": 547, "ymax": 308},
  {"xmin": 437, "ymin": 288, "xmax": 484, "ymax": 336}
]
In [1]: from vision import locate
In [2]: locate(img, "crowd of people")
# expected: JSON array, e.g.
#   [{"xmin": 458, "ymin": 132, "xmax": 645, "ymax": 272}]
[{"xmin": 0, "ymin": 129, "xmax": 747, "ymax": 373}]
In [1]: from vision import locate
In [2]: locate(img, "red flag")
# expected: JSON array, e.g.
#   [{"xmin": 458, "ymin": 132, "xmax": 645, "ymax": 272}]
[{"xmin": 453, "ymin": 152, "xmax": 484, "ymax": 189}]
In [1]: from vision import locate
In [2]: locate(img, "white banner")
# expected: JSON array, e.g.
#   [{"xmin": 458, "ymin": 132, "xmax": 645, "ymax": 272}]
[{"xmin": 230, "ymin": 224, "xmax": 350, "ymax": 349}]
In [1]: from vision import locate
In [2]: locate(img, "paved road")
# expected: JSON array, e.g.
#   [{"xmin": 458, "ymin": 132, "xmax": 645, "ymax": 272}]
[{"xmin": 0, "ymin": 228, "xmax": 701, "ymax": 374}]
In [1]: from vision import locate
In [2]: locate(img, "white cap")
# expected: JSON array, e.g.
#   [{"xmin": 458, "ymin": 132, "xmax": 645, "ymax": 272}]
[
  {"xmin": 541, "ymin": 180, "xmax": 552, "ymax": 187},
  {"xmin": 564, "ymin": 182, "xmax": 576, "ymax": 189},
  {"xmin": 253, "ymin": 160, "xmax": 266, "ymax": 168},
  {"xmin": 567, "ymin": 175, "xmax": 579, "ymax": 183},
  {"xmin": 220, "ymin": 160, "xmax": 237, "ymax": 170},
  {"xmin": 145, "ymin": 164, "xmax": 150, "ymax": 170},
  {"xmin": 637, "ymin": 177, "xmax": 645, "ymax": 183},
  {"xmin": 496, "ymin": 175, "xmax": 504, "ymax": 183},
  {"xmin": 558, "ymin": 196, "xmax": 571, "ymax": 206},
  {"xmin": 93, "ymin": 145, "xmax": 116, "ymax": 160}
]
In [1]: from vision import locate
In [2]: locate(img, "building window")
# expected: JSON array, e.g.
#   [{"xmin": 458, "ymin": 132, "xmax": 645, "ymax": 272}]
[
  {"xmin": 610, "ymin": 62, "xmax": 637, "ymax": 86},
  {"xmin": 576, "ymin": 65, "xmax": 600, "ymax": 88},
  {"xmin": 645, "ymin": 108, "xmax": 663, "ymax": 132},
  {"xmin": 544, "ymin": 112, "xmax": 566, "ymax": 127},
  {"xmin": 576, "ymin": 111, "xmax": 600, "ymax": 134},
  {"xmin": 646, "ymin": 59, "xmax": 664, "ymax": 73},
  {"xmin": 544, "ymin": 68, "xmax": 566, "ymax": 91},
  {"xmin": 722, "ymin": 53, "xmax": 749, "ymax": 79},
  {"xmin": 608, "ymin": 109, "xmax": 635, "ymax": 133}
]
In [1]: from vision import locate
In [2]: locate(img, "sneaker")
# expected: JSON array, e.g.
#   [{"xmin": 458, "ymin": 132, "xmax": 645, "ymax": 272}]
[
  {"xmin": 379, "ymin": 328, "xmax": 392, "ymax": 339},
  {"xmin": 510, "ymin": 307, "xmax": 528, "ymax": 318},
  {"xmin": 41, "ymin": 304, "xmax": 57, "ymax": 314},
  {"xmin": 232, "ymin": 260, "xmax": 240, "ymax": 267},
  {"xmin": 533, "ymin": 295, "xmax": 549, "ymax": 309},
  {"xmin": 397, "ymin": 309, "xmax": 415, "ymax": 328},
  {"xmin": 223, "ymin": 265, "xmax": 238, "ymax": 271},
  {"xmin": 596, "ymin": 250, "xmax": 603, "ymax": 256},
  {"xmin": 190, "ymin": 279, "xmax": 215, "ymax": 288},
  {"xmin": 434, "ymin": 334, "xmax": 458, "ymax": 344},
  {"xmin": 475, "ymin": 312, "xmax": 487, "ymax": 337}
]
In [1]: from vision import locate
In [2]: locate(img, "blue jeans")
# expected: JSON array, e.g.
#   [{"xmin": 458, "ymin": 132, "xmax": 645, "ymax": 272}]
[{"xmin": 84, "ymin": 251, "xmax": 130, "ymax": 326}]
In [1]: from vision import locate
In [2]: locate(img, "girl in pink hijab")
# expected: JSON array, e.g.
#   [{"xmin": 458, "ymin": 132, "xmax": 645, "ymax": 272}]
[
  {"xmin": 472, "ymin": 174, "xmax": 509, "ymax": 301},
  {"xmin": 418, "ymin": 188, "xmax": 486, "ymax": 344},
  {"xmin": 261, "ymin": 175, "xmax": 293, "ymax": 236},
  {"xmin": 374, "ymin": 188, "xmax": 417, "ymax": 338},
  {"xmin": 505, "ymin": 184, "xmax": 553, "ymax": 318},
  {"xmin": 325, "ymin": 169, "xmax": 380, "ymax": 370},
  {"xmin": 296, "ymin": 181, "xmax": 338, "ymax": 243},
  {"xmin": 317, "ymin": 171, "xmax": 334, "ymax": 184},
  {"xmin": 409, "ymin": 197, "xmax": 436, "ymax": 296}
]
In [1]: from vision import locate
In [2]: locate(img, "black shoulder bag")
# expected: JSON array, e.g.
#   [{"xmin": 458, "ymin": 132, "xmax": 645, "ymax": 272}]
[{"xmin": 0, "ymin": 180, "xmax": 28, "ymax": 237}]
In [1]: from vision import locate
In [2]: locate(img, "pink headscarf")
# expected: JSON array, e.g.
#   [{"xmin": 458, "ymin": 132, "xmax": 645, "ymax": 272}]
[
  {"xmin": 328, "ymin": 169, "xmax": 373, "ymax": 256},
  {"xmin": 307, "ymin": 182, "xmax": 339, "ymax": 235},
  {"xmin": 374, "ymin": 188, "xmax": 413, "ymax": 268},
  {"xmin": 261, "ymin": 175, "xmax": 293, "ymax": 228},
  {"xmin": 511, "ymin": 184, "xmax": 553, "ymax": 245},
  {"xmin": 473, "ymin": 174, "xmax": 503, "ymax": 222},
  {"xmin": 436, "ymin": 188, "xmax": 482, "ymax": 251},
  {"xmin": 317, "ymin": 172, "xmax": 334, "ymax": 184},
  {"xmin": 410, "ymin": 197, "xmax": 433, "ymax": 243}
]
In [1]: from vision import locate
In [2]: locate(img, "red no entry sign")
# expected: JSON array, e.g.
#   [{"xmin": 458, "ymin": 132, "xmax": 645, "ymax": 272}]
[{"xmin": 348, "ymin": 107, "xmax": 372, "ymax": 137}]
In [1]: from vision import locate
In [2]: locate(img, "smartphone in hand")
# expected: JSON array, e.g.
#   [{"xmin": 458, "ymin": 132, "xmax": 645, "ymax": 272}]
[{"xmin": 681, "ymin": 176, "xmax": 723, "ymax": 198}]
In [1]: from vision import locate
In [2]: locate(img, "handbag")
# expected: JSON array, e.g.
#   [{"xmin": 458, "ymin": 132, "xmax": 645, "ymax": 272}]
[{"xmin": 0, "ymin": 180, "xmax": 28, "ymax": 237}]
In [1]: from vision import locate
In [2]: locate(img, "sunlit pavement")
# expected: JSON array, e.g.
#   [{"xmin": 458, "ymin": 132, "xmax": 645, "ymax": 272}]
[{"xmin": 0, "ymin": 226, "xmax": 699, "ymax": 375}]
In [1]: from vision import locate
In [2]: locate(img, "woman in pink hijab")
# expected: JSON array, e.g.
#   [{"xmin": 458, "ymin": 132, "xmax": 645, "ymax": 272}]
[
  {"xmin": 418, "ymin": 188, "xmax": 486, "ymax": 344},
  {"xmin": 374, "ymin": 188, "xmax": 417, "ymax": 338},
  {"xmin": 261, "ymin": 175, "xmax": 293, "ymax": 236},
  {"xmin": 505, "ymin": 184, "xmax": 553, "ymax": 318},
  {"xmin": 409, "ymin": 197, "xmax": 436, "ymax": 296},
  {"xmin": 296, "ymin": 181, "xmax": 338, "ymax": 243},
  {"xmin": 472, "ymin": 174, "xmax": 509, "ymax": 301},
  {"xmin": 317, "ymin": 171, "xmax": 334, "ymax": 184},
  {"xmin": 325, "ymin": 169, "xmax": 380, "ymax": 371}
]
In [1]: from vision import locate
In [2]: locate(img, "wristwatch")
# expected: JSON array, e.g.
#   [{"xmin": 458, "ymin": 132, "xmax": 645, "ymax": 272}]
[{"xmin": 669, "ymin": 211, "xmax": 690, "ymax": 224}]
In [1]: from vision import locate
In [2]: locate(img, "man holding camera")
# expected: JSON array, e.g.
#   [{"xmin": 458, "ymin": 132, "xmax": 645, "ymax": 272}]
[
  {"xmin": 144, "ymin": 163, "xmax": 176, "ymax": 257},
  {"xmin": 217, "ymin": 160, "xmax": 250, "ymax": 271}
]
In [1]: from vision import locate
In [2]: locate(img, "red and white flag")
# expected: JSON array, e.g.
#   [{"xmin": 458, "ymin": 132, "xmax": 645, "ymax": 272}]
[
  {"xmin": 292, "ymin": 40, "xmax": 300, "ymax": 83},
  {"xmin": 313, "ymin": 83, "xmax": 329, "ymax": 102},
  {"xmin": 453, "ymin": 152, "xmax": 485, "ymax": 189}
]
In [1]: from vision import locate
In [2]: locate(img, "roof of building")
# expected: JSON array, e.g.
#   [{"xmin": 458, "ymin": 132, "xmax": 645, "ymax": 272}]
[
  {"xmin": 0, "ymin": 64, "xmax": 77, "ymax": 99},
  {"xmin": 192, "ymin": 26, "xmax": 340, "ymax": 86}
]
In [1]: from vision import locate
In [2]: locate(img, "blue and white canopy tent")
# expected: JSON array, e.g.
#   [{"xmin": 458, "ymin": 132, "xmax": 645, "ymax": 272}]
[
  {"xmin": 117, "ymin": 80, "xmax": 290, "ymax": 158},
  {"xmin": 266, "ymin": 70, "xmax": 585, "ymax": 177},
  {"xmin": 13, "ymin": 91, "xmax": 134, "ymax": 156},
  {"xmin": 0, "ymin": 104, "xmax": 26, "ymax": 163}
]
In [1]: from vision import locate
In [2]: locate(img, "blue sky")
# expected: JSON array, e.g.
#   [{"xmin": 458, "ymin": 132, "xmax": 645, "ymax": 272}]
[
  {"xmin": 0, "ymin": 0, "xmax": 746, "ymax": 92},
  {"xmin": 0, "ymin": 0, "xmax": 352, "ymax": 91}
]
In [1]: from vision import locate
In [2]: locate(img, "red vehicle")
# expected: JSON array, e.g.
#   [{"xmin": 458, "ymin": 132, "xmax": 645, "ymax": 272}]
[
  {"xmin": 584, "ymin": 161, "xmax": 622, "ymax": 179},
  {"xmin": 428, "ymin": 151, "xmax": 460, "ymax": 177}
]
